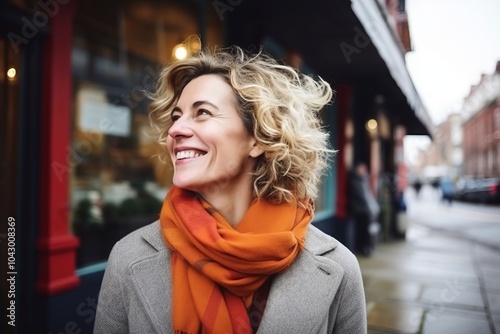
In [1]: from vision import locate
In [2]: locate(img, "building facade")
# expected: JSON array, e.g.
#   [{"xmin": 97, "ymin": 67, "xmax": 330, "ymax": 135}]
[
  {"xmin": 462, "ymin": 62, "xmax": 500, "ymax": 177},
  {"xmin": 413, "ymin": 113, "xmax": 463, "ymax": 181},
  {"xmin": 1, "ymin": 0, "xmax": 431, "ymax": 332}
]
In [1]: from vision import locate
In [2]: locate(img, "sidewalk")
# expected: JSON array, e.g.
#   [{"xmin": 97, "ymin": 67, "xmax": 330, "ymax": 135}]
[{"xmin": 359, "ymin": 223, "xmax": 500, "ymax": 334}]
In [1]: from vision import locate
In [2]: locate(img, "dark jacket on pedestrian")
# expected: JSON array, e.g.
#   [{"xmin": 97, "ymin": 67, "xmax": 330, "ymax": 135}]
[{"xmin": 347, "ymin": 170, "xmax": 380, "ymax": 221}]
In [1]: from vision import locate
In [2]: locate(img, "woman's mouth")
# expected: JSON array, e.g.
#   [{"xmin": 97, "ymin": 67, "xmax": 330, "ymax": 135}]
[{"xmin": 175, "ymin": 150, "xmax": 207, "ymax": 160}]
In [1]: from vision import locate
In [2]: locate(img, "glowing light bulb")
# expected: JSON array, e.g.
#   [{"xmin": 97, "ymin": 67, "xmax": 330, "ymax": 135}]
[
  {"xmin": 366, "ymin": 119, "xmax": 378, "ymax": 131},
  {"xmin": 173, "ymin": 45, "xmax": 188, "ymax": 60},
  {"xmin": 7, "ymin": 68, "xmax": 16, "ymax": 79}
]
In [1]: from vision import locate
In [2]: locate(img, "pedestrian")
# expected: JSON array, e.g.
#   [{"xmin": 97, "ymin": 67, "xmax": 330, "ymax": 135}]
[
  {"xmin": 412, "ymin": 178, "xmax": 422, "ymax": 198},
  {"xmin": 394, "ymin": 190, "xmax": 408, "ymax": 238},
  {"xmin": 439, "ymin": 176, "xmax": 455, "ymax": 205},
  {"xmin": 94, "ymin": 46, "xmax": 366, "ymax": 333},
  {"xmin": 347, "ymin": 163, "xmax": 381, "ymax": 255}
]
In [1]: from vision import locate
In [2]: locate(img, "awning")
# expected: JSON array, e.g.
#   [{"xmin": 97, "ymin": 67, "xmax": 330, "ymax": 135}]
[
  {"xmin": 351, "ymin": 0, "xmax": 434, "ymax": 136},
  {"xmin": 225, "ymin": 0, "xmax": 434, "ymax": 136}
]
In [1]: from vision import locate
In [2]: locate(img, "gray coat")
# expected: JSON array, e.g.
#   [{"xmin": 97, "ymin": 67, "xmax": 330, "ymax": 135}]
[{"xmin": 94, "ymin": 221, "xmax": 367, "ymax": 334}]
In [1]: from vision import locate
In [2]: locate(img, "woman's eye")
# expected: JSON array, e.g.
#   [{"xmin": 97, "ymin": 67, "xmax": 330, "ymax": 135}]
[
  {"xmin": 197, "ymin": 109, "xmax": 212, "ymax": 117},
  {"xmin": 171, "ymin": 113, "xmax": 181, "ymax": 122}
]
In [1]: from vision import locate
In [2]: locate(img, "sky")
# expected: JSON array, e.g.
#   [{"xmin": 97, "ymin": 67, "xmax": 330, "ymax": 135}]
[{"xmin": 403, "ymin": 0, "xmax": 500, "ymax": 164}]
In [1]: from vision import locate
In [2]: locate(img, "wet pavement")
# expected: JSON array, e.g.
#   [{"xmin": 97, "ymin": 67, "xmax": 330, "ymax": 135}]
[{"xmin": 359, "ymin": 187, "xmax": 500, "ymax": 334}]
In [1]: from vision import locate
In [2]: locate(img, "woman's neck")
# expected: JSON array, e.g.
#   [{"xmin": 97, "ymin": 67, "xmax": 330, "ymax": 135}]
[{"xmin": 200, "ymin": 188, "xmax": 254, "ymax": 228}]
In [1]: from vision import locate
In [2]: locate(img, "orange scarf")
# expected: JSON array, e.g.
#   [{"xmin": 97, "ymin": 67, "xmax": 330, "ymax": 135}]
[{"xmin": 160, "ymin": 186, "xmax": 313, "ymax": 334}]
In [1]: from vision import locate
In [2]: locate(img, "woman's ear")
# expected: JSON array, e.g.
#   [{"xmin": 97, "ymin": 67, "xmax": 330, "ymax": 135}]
[{"xmin": 249, "ymin": 143, "xmax": 264, "ymax": 158}]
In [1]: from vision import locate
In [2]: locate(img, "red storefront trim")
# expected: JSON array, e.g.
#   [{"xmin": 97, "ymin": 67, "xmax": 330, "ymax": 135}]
[
  {"xmin": 37, "ymin": 0, "xmax": 80, "ymax": 295},
  {"xmin": 335, "ymin": 84, "xmax": 352, "ymax": 219}
]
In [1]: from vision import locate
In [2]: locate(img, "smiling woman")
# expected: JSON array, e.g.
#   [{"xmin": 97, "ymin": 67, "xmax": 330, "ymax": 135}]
[
  {"xmin": 94, "ymin": 46, "xmax": 367, "ymax": 334},
  {"xmin": 164, "ymin": 74, "xmax": 261, "ymax": 222}
]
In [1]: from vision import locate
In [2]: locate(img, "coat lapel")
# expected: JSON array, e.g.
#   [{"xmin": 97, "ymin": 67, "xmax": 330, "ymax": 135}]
[
  {"xmin": 129, "ymin": 222, "xmax": 173, "ymax": 334},
  {"xmin": 257, "ymin": 226, "xmax": 344, "ymax": 333}
]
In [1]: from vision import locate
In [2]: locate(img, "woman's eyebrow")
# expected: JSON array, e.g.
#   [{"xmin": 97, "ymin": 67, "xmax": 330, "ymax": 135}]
[
  {"xmin": 172, "ymin": 100, "xmax": 219, "ymax": 115},
  {"xmin": 192, "ymin": 100, "xmax": 219, "ymax": 110}
]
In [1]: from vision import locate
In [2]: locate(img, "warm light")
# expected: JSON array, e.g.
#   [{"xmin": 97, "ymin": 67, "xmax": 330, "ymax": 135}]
[
  {"xmin": 7, "ymin": 67, "xmax": 16, "ymax": 79},
  {"xmin": 190, "ymin": 39, "xmax": 201, "ymax": 54},
  {"xmin": 345, "ymin": 119, "xmax": 354, "ymax": 138},
  {"xmin": 366, "ymin": 119, "xmax": 378, "ymax": 131},
  {"xmin": 173, "ymin": 44, "xmax": 188, "ymax": 60}
]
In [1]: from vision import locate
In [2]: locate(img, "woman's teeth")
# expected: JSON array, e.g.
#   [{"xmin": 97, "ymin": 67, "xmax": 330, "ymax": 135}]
[{"xmin": 176, "ymin": 150, "xmax": 204, "ymax": 160}]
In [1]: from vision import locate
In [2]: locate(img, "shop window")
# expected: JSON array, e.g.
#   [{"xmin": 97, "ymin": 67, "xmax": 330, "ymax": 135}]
[
  {"xmin": 70, "ymin": 0, "xmax": 222, "ymax": 268},
  {"xmin": 314, "ymin": 104, "xmax": 337, "ymax": 221}
]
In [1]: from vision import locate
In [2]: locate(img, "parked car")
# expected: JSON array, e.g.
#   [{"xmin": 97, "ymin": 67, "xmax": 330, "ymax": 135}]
[
  {"xmin": 454, "ymin": 177, "xmax": 500, "ymax": 204},
  {"xmin": 453, "ymin": 177, "xmax": 475, "ymax": 201}
]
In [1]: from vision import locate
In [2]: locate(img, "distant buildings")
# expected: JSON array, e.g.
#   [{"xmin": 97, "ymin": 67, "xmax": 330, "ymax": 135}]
[
  {"xmin": 412, "ymin": 61, "xmax": 500, "ymax": 181},
  {"xmin": 461, "ymin": 61, "xmax": 500, "ymax": 177},
  {"xmin": 412, "ymin": 113, "xmax": 463, "ymax": 181}
]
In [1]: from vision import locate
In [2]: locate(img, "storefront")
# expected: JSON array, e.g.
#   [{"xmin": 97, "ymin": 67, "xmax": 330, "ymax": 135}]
[
  {"xmin": 2, "ymin": 0, "xmax": 431, "ymax": 332},
  {"xmin": 1, "ymin": 1, "xmax": 224, "ymax": 332}
]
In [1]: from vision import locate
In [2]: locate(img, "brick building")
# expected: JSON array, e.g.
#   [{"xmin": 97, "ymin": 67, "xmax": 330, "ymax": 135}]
[{"xmin": 462, "ymin": 62, "xmax": 500, "ymax": 177}]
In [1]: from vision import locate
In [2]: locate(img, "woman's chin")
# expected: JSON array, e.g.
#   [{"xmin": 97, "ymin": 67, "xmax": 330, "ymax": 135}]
[{"xmin": 172, "ymin": 179, "xmax": 201, "ymax": 192}]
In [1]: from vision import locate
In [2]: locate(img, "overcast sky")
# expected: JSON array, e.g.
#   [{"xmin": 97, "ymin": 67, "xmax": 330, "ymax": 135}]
[
  {"xmin": 403, "ymin": 0, "xmax": 500, "ymax": 165},
  {"xmin": 405, "ymin": 0, "xmax": 500, "ymax": 125}
]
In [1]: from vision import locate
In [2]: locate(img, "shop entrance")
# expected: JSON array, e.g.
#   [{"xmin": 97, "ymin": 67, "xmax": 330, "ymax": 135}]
[
  {"xmin": 0, "ymin": 32, "xmax": 23, "ymax": 334},
  {"xmin": 1, "ymin": 2, "xmax": 48, "ymax": 331},
  {"xmin": 0, "ymin": 34, "xmax": 21, "ymax": 221}
]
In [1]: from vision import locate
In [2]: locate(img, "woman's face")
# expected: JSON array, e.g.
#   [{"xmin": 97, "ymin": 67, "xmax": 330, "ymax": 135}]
[{"xmin": 166, "ymin": 74, "xmax": 262, "ymax": 197}]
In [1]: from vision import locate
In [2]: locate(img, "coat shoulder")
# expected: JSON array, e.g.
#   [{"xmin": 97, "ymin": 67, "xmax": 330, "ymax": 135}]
[
  {"xmin": 109, "ymin": 220, "xmax": 167, "ymax": 266},
  {"xmin": 305, "ymin": 224, "xmax": 361, "ymax": 278},
  {"xmin": 304, "ymin": 225, "xmax": 367, "ymax": 333},
  {"xmin": 95, "ymin": 221, "xmax": 171, "ymax": 334}
]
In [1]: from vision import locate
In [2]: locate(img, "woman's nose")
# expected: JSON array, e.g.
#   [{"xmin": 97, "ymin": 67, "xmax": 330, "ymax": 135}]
[{"xmin": 168, "ymin": 117, "xmax": 193, "ymax": 139}]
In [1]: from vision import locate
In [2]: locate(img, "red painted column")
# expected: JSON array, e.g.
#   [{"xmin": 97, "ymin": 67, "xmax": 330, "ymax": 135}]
[
  {"xmin": 37, "ymin": 0, "xmax": 80, "ymax": 295},
  {"xmin": 335, "ymin": 84, "xmax": 352, "ymax": 219}
]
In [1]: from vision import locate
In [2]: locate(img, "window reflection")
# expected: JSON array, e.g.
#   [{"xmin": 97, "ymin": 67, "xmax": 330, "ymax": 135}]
[{"xmin": 71, "ymin": 0, "xmax": 221, "ymax": 267}]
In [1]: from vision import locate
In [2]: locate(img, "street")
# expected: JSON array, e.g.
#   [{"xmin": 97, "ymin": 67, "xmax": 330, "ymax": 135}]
[
  {"xmin": 407, "ymin": 185, "xmax": 500, "ymax": 250},
  {"xmin": 359, "ymin": 185, "xmax": 500, "ymax": 334}
]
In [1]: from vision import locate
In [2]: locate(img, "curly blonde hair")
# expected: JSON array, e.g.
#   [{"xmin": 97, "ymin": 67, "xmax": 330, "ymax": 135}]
[{"xmin": 149, "ymin": 46, "xmax": 334, "ymax": 204}]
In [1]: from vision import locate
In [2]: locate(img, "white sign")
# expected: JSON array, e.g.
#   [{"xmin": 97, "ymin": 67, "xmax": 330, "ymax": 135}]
[{"xmin": 80, "ymin": 100, "xmax": 131, "ymax": 137}]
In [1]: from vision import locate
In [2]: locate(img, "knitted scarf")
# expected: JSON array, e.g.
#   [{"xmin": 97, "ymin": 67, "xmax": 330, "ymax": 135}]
[{"xmin": 160, "ymin": 186, "xmax": 313, "ymax": 334}]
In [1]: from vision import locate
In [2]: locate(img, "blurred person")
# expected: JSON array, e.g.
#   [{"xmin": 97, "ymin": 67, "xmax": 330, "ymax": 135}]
[
  {"xmin": 394, "ymin": 190, "xmax": 408, "ymax": 238},
  {"xmin": 439, "ymin": 176, "xmax": 455, "ymax": 205},
  {"xmin": 94, "ymin": 46, "xmax": 366, "ymax": 334},
  {"xmin": 347, "ymin": 163, "xmax": 380, "ymax": 256},
  {"xmin": 430, "ymin": 177, "xmax": 441, "ymax": 199},
  {"xmin": 412, "ymin": 178, "xmax": 422, "ymax": 198}
]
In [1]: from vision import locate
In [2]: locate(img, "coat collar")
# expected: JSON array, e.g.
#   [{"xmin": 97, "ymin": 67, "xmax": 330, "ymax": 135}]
[
  {"xmin": 128, "ymin": 222, "xmax": 172, "ymax": 333},
  {"xmin": 131, "ymin": 222, "xmax": 343, "ymax": 333},
  {"xmin": 257, "ymin": 225, "xmax": 343, "ymax": 333}
]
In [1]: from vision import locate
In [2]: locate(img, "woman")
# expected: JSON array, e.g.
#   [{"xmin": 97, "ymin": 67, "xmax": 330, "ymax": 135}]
[{"xmin": 94, "ymin": 46, "xmax": 366, "ymax": 334}]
